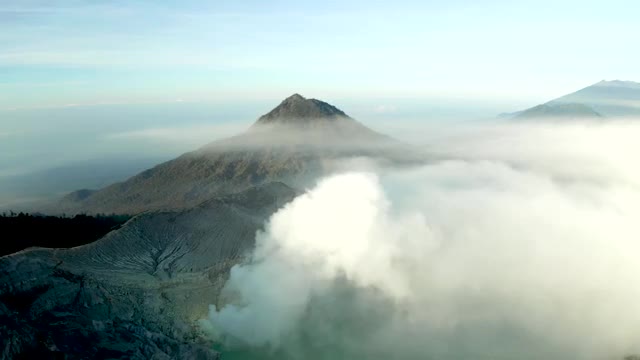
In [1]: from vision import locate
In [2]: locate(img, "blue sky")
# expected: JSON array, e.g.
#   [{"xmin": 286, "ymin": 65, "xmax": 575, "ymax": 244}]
[
  {"xmin": 2, "ymin": 0, "xmax": 639, "ymax": 109},
  {"xmin": 1, "ymin": 0, "xmax": 639, "ymax": 183}
]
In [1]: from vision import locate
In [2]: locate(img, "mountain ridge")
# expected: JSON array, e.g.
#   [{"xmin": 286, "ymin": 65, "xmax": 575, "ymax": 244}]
[
  {"xmin": 505, "ymin": 80, "xmax": 640, "ymax": 120},
  {"xmin": 55, "ymin": 94, "xmax": 413, "ymax": 215},
  {"xmin": 515, "ymin": 103, "xmax": 603, "ymax": 120}
]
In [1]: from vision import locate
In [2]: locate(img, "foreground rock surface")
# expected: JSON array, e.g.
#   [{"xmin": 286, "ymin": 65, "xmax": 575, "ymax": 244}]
[{"xmin": 0, "ymin": 183, "xmax": 297, "ymax": 359}]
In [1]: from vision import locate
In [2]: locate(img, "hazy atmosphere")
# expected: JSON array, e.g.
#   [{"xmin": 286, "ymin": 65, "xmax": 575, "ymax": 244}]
[
  {"xmin": 1, "ymin": 1, "xmax": 640, "ymax": 359},
  {"xmin": 3, "ymin": 0, "xmax": 640, "ymax": 203}
]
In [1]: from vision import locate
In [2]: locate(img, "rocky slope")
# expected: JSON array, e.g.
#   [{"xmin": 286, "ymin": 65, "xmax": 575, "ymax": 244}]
[
  {"xmin": 0, "ymin": 183, "xmax": 297, "ymax": 359},
  {"xmin": 57, "ymin": 94, "xmax": 411, "ymax": 215}
]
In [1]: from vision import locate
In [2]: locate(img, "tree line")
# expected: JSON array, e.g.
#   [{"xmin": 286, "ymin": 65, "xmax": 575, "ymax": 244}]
[{"xmin": 0, "ymin": 212, "xmax": 131, "ymax": 257}]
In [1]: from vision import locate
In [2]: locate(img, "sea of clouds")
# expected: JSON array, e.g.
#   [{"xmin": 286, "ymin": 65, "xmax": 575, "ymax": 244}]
[{"xmin": 205, "ymin": 120, "xmax": 640, "ymax": 360}]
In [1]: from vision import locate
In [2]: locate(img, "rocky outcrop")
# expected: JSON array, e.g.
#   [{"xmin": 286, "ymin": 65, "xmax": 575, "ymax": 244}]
[
  {"xmin": 255, "ymin": 93, "xmax": 349, "ymax": 125},
  {"xmin": 0, "ymin": 183, "xmax": 297, "ymax": 359}
]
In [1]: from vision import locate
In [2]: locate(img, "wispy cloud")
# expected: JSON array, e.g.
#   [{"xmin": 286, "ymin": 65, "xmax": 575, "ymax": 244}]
[
  {"xmin": 0, "ymin": 80, "xmax": 87, "ymax": 88},
  {"xmin": 0, "ymin": 3, "xmax": 133, "ymax": 16},
  {"xmin": 373, "ymin": 104, "xmax": 398, "ymax": 114},
  {"xmin": 0, "ymin": 49, "xmax": 268, "ymax": 69},
  {"xmin": 0, "ymin": 98, "xmax": 200, "ymax": 111},
  {"xmin": 105, "ymin": 123, "xmax": 249, "ymax": 145},
  {"xmin": 207, "ymin": 121, "xmax": 640, "ymax": 359}
]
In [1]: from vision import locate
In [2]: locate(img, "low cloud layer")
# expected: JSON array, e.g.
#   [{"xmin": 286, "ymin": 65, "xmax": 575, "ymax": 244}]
[
  {"xmin": 105, "ymin": 123, "xmax": 249, "ymax": 147},
  {"xmin": 206, "ymin": 121, "xmax": 640, "ymax": 360}
]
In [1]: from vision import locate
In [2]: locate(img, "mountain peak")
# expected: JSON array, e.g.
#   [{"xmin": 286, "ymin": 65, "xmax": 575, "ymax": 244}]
[
  {"xmin": 255, "ymin": 94, "xmax": 350, "ymax": 126},
  {"xmin": 284, "ymin": 93, "xmax": 306, "ymax": 102}
]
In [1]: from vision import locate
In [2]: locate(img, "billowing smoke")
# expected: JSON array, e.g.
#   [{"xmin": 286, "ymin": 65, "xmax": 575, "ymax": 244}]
[{"xmin": 205, "ymin": 121, "xmax": 640, "ymax": 360}]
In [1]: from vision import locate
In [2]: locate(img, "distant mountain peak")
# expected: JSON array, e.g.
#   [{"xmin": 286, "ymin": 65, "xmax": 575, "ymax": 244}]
[
  {"xmin": 593, "ymin": 80, "xmax": 640, "ymax": 89},
  {"xmin": 254, "ymin": 94, "xmax": 350, "ymax": 126},
  {"xmin": 503, "ymin": 79, "xmax": 640, "ymax": 120}
]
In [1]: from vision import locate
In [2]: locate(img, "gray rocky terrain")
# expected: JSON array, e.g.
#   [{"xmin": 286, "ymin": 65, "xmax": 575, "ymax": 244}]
[{"xmin": 0, "ymin": 182, "xmax": 297, "ymax": 359}]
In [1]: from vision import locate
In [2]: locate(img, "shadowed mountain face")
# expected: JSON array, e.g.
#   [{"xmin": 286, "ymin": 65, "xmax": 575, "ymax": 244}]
[
  {"xmin": 56, "ymin": 94, "xmax": 411, "ymax": 215},
  {"xmin": 506, "ymin": 80, "xmax": 640, "ymax": 120}
]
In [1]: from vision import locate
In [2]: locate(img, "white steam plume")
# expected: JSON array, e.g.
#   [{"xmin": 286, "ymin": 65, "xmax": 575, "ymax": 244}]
[{"xmin": 206, "ymin": 121, "xmax": 640, "ymax": 360}]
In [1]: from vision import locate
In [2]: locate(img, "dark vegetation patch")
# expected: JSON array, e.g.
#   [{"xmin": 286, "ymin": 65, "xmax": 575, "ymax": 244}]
[
  {"xmin": 0, "ymin": 284, "xmax": 52, "ymax": 313},
  {"xmin": 0, "ymin": 212, "xmax": 131, "ymax": 257}
]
